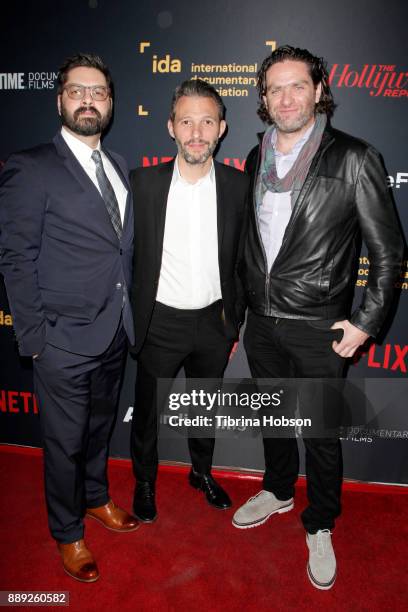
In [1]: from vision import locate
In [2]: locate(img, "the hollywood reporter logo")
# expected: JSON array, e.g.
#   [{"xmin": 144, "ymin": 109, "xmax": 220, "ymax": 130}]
[{"xmin": 329, "ymin": 64, "xmax": 408, "ymax": 97}]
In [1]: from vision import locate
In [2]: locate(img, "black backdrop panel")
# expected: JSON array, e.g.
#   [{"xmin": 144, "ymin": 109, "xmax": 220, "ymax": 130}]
[{"xmin": 1, "ymin": 0, "xmax": 407, "ymax": 483}]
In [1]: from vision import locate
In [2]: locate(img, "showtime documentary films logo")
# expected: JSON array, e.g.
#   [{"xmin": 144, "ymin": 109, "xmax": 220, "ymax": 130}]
[
  {"xmin": 329, "ymin": 63, "xmax": 408, "ymax": 98},
  {"xmin": 0, "ymin": 71, "xmax": 57, "ymax": 91}
]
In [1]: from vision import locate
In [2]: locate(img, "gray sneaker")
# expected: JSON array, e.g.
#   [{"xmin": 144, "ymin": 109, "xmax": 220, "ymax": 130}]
[
  {"xmin": 232, "ymin": 490, "xmax": 294, "ymax": 529},
  {"xmin": 306, "ymin": 529, "xmax": 337, "ymax": 590}
]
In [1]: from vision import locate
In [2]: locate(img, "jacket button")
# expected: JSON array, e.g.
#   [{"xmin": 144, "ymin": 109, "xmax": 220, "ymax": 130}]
[
  {"xmin": 116, "ymin": 282, "xmax": 122, "ymax": 290},
  {"xmin": 119, "ymin": 248, "xmax": 123, "ymax": 255}
]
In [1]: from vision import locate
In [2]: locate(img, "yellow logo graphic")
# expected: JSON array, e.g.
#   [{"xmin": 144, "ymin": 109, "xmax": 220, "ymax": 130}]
[
  {"xmin": 0, "ymin": 310, "xmax": 13, "ymax": 326},
  {"xmin": 139, "ymin": 42, "xmax": 151, "ymax": 53},
  {"xmin": 265, "ymin": 41, "xmax": 277, "ymax": 51},
  {"xmin": 136, "ymin": 38, "xmax": 278, "ymax": 107},
  {"xmin": 152, "ymin": 54, "xmax": 182, "ymax": 73}
]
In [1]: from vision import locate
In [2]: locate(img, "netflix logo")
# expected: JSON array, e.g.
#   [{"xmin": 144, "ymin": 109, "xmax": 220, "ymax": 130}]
[
  {"xmin": 0, "ymin": 390, "xmax": 39, "ymax": 415},
  {"xmin": 142, "ymin": 156, "xmax": 246, "ymax": 171},
  {"xmin": 329, "ymin": 64, "xmax": 408, "ymax": 98},
  {"xmin": 353, "ymin": 344, "xmax": 408, "ymax": 372}
]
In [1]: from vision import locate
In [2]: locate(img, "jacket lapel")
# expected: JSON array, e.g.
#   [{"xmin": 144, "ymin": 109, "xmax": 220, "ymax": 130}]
[
  {"xmin": 53, "ymin": 132, "xmax": 102, "ymax": 199},
  {"xmin": 154, "ymin": 160, "xmax": 175, "ymax": 268},
  {"xmin": 53, "ymin": 133, "xmax": 123, "ymax": 242},
  {"xmin": 279, "ymin": 126, "xmax": 335, "ymax": 250},
  {"xmin": 214, "ymin": 161, "xmax": 227, "ymax": 265}
]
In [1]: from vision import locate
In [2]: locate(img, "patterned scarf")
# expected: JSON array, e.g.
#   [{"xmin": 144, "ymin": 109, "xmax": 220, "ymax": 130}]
[{"xmin": 256, "ymin": 113, "xmax": 327, "ymax": 210}]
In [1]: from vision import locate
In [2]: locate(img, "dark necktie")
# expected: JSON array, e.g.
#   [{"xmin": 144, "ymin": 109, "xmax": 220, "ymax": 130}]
[{"xmin": 91, "ymin": 150, "xmax": 122, "ymax": 239}]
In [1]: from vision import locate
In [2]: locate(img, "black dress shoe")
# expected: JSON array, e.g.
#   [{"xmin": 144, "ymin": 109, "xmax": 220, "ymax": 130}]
[
  {"xmin": 189, "ymin": 470, "xmax": 232, "ymax": 509},
  {"xmin": 133, "ymin": 481, "xmax": 157, "ymax": 522}
]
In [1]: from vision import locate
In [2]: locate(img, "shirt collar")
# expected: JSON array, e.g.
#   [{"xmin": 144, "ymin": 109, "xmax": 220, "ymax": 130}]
[
  {"xmin": 61, "ymin": 127, "xmax": 101, "ymax": 164},
  {"xmin": 271, "ymin": 121, "xmax": 315, "ymax": 157},
  {"xmin": 172, "ymin": 155, "xmax": 215, "ymax": 186}
]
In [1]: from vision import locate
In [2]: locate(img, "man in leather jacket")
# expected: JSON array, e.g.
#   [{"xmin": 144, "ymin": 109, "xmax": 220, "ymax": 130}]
[{"xmin": 232, "ymin": 46, "xmax": 403, "ymax": 590}]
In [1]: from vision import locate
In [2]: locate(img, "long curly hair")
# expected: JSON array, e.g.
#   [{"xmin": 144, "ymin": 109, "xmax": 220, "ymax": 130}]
[{"xmin": 257, "ymin": 45, "xmax": 336, "ymax": 124}]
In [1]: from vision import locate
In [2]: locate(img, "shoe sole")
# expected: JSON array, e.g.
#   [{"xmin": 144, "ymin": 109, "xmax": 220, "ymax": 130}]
[
  {"xmin": 85, "ymin": 513, "xmax": 140, "ymax": 532},
  {"xmin": 232, "ymin": 501, "xmax": 294, "ymax": 529},
  {"xmin": 62, "ymin": 565, "xmax": 99, "ymax": 583},
  {"xmin": 307, "ymin": 563, "xmax": 336, "ymax": 590}
]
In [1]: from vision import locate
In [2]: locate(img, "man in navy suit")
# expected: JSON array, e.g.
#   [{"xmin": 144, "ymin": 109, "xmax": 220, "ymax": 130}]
[{"xmin": 0, "ymin": 53, "xmax": 138, "ymax": 582}]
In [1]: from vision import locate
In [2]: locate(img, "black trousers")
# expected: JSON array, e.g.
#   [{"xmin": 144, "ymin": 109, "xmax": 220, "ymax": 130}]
[
  {"xmin": 131, "ymin": 301, "xmax": 233, "ymax": 483},
  {"xmin": 244, "ymin": 311, "xmax": 346, "ymax": 534},
  {"xmin": 33, "ymin": 322, "xmax": 127, "ymax": 543}
]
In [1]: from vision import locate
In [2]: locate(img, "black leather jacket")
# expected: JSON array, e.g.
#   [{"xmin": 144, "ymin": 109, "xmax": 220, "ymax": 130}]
[{"xmin": 239, "ymin": 124, "xmax": 404, "ymax": 337}]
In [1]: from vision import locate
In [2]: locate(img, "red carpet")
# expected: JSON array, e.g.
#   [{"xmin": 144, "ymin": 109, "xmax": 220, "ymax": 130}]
[{"xmin": 0, "ymin": 446, "xmax": 407, "ymax": 611}]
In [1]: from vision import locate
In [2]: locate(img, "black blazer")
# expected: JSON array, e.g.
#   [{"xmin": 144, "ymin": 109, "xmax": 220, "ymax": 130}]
[
  {"xmin": 0, "ymin": 132, "xmax": 134, "ymax": 356},
  {"xmin": 130, "ymin": 159, "xmax": 249, "ymax": 354}
]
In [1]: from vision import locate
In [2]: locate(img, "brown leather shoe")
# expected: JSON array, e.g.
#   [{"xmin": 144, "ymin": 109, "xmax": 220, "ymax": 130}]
[
  {"xmin": 86, "ymin": 499, "xmax": 140, "ymax": 532},
  {"xmin": 57, "ymin": 539, "xmax": 99, "ymax": 583}
]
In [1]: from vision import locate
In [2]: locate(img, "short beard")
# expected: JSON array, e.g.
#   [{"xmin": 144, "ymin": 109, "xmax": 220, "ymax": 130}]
[
  {"xmin": 60, "ymin": 104, "xmax": 112, "ymax": 137},
  {"xmin": 176, "ymin": 137, "xmax": 218, "ymax": 165},
  {"xmin": 272, "ymin": 109, "xmax": 315, "ymax": 134}
]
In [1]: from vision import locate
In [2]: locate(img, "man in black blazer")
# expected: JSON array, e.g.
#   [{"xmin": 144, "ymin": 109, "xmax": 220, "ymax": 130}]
[
  {"xmin": 130, "ymin": 79, "xmax": 249, "ymax": 521},
  {"xmin": 0, "ymin": 54, "xmax": 138, "ymax": 582}
]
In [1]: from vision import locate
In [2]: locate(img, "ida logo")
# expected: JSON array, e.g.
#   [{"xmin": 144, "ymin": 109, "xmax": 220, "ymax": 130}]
[
  {"xmin": 0, "ymin": 310, "xmax": 13, "ymax": 326},
  {"xmin": 152, "ymin": 54, "xmax": 182, "ymax": 73}
]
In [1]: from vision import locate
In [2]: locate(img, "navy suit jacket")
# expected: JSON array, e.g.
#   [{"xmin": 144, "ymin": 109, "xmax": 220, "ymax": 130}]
[{"xmin": 0, "ymin": 132, "xmax": 134, "ymax": 357}]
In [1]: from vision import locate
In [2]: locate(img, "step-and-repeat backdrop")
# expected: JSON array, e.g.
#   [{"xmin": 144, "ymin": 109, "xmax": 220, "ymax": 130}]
[{"xmin": 1, "ymin": 0, "xmax": 407, "ymax": 484}]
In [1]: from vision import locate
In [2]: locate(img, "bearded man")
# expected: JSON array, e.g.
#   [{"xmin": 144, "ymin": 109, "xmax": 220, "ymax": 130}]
[
  {"xmin": 232, "ymin": 45, "xmax": 403, "ymax": 590},
  {"xmin": 0, "ymin": 53, "xmax": 138, "ymax": 583}
]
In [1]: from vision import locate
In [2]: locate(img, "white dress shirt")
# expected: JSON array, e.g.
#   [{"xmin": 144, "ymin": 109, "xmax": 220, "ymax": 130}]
[
  {"xmin": 156, "ymin": 157, "xmax": 221, "ymax": 309},
  {"xmin": 61, "ymin": 127, "xmax": 127, "ymax": 223},
  {"xmin": 259, "ymin": 123, "xmax": 314, "ymax": 272}
]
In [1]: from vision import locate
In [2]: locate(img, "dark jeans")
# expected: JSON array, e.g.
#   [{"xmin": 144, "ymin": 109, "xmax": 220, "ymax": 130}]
[
  {"xmin": 33, "ymin": 322, "xmax": 127, "ymax": 543},
  {"xmin": 131, "ymin": 300, "xmax": 233, "ymax": 483},
  {"xmin": 244, "ymin": 311, "xmax": 346, "ymax": 533}
]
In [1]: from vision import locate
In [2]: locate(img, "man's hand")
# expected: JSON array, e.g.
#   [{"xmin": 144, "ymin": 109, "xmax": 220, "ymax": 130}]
[
  {"xmin": 331, "ymin": 320, "xmax": 370, "ymax": 358},
  {"xmin": 229, "ymin": 341, "xmax": 239, "ymax": 360}
]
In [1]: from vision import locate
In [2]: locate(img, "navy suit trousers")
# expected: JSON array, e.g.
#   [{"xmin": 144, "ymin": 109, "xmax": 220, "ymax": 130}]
[{"xmin": 33, "ymin": 322, "xmax": 127, "ymax": 543}]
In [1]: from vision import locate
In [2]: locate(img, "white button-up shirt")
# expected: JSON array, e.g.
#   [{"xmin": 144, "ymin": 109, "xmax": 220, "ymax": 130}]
[{"xmin": 156, "ymin": 157, "xmax": 221, "ymax": 309}]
